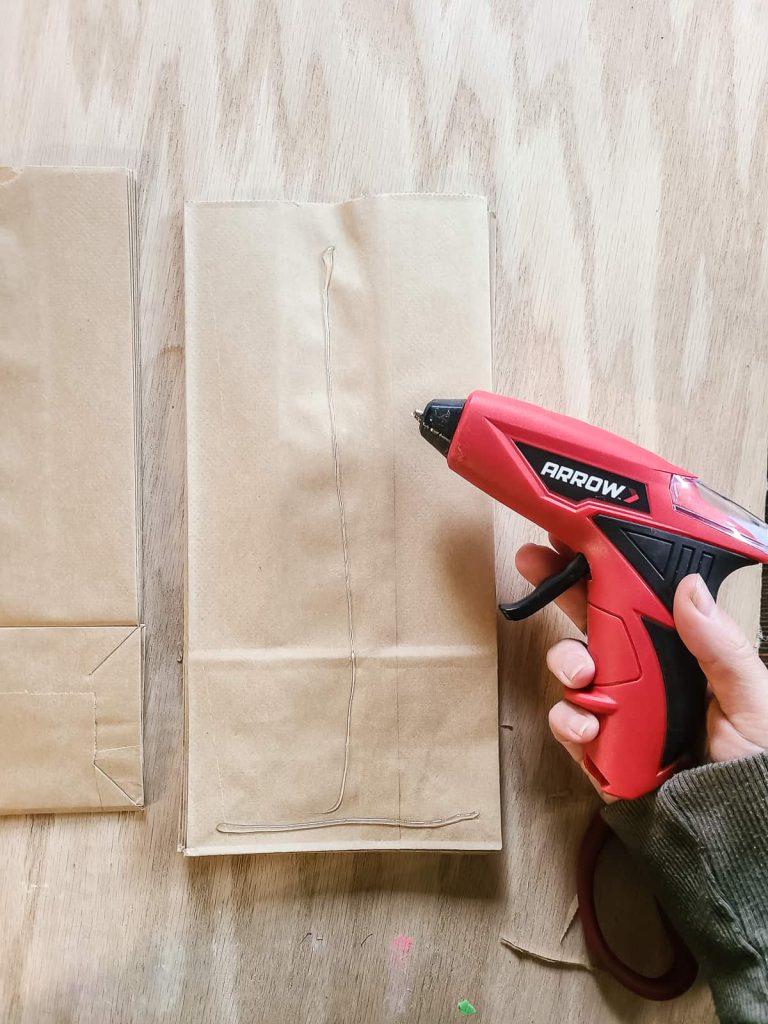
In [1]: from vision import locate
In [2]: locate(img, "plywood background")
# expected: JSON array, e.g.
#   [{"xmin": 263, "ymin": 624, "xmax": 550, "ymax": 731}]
[{"xmin": 1, "ymin": 2, "xmax": 767, "ymax": 1021}]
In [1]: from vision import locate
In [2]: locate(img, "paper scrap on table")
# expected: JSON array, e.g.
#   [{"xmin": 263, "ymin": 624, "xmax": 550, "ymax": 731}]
[
  {"xmin": 0, "ymin": 167, "xmax": 143, "ymax": 813},
  {"xmin": 182, "ymin": 194, "xmax": 499, "ymax": 855}
]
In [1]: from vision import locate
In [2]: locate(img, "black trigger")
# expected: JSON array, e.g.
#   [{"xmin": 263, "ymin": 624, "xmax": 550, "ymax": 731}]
[{"xmin": 499, "ymin": 553, "xmax": 590, "ymax": 621}]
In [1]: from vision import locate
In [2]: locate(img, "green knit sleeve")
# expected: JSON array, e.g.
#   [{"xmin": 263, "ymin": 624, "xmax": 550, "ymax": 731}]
[{"xmin": 603, "ymin": 751, "xmax": 768, "ymax": 1023}]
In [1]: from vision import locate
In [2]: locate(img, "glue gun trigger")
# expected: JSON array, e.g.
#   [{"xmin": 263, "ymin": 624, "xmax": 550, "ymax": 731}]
[{"xmin": 499, "ymin": 553, "xmax": 590, "ymax": 621}]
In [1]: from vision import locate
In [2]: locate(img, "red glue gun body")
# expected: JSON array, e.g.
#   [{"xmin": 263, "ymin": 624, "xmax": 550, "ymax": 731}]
[{"xmin": 418, "ymin": 390, "xmax": 768, "ymax": 799}]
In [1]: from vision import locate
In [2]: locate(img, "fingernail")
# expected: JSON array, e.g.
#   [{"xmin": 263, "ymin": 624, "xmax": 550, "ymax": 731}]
[
  {"xmin": 577, "ymin": 716, "xmax": 597, "ymax": 738},
  {"xmin": 562, "ymin": 659, "xmax": 586, "ymax": 683},
  {"xmin": 690, "ymin": 575, "xmax": 715, "ymax": 617}
]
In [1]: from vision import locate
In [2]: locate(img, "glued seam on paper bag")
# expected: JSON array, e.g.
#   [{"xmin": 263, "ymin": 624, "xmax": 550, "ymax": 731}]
[{"xmin": 183, "ymin": 195, "xmax": 500, "ymax": 855}]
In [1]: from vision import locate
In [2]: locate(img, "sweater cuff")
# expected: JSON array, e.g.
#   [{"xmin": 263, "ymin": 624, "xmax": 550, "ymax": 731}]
[
  {"xmin": 603, "ymin": 751, "xmax": 768, "ymax": 1022},
  {"xmin": 604, "ymin": 750, "xmax": 768, "ymax": 855}
]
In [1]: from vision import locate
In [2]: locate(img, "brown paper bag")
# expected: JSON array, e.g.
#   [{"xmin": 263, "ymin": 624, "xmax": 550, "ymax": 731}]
[
  {"xmin": 0, "ymin": 167, "xmax": 143, "ymax": 813},
  {"xmin": 182, "ymin": 195, "xmax": 499, "ymax": 855}
]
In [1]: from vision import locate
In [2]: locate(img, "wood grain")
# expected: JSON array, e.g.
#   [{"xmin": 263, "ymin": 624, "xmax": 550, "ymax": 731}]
[{"xmin": 1, "ymin": 2, "xmax": 766, "ymax": 1021}]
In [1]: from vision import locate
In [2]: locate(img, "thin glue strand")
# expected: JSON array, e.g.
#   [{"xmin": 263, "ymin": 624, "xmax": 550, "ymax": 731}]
[
  {"xmin": 216, "ymin": 811, "xmax": 479, "ymax": 834},
  {"xmin": 214, "ymin": 250, "xmax": 480, "ymax": 840},
  {"xmin": 316, "ymin": 244, "xmax": 357, "ymax": 816}
]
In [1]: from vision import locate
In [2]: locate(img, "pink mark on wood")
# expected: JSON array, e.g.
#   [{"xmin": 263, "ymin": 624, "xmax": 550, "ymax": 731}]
[{"xmin": 386, "ymin": 935, "xmax": 414, "ymax": 1016}]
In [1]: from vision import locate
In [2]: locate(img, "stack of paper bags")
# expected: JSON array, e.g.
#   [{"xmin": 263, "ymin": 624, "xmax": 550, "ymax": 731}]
[
  {"xmin": 182, "ymin": 195, "xmax": 500, "ymax": 855},
  {"xmin": 0, "ymin": 167, "xmax": 144, "ymax": 813}
]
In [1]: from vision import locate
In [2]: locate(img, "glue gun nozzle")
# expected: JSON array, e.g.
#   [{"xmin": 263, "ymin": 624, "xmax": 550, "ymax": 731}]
[{"xmin": 413, "ymin": 399, "xmax": 466, "ymax": 458}]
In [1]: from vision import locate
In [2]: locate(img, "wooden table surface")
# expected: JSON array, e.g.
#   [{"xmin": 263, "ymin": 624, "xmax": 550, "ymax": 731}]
[{"xmin": 2, "ymin": 3, "xmax": 767, "ymax": 1022}]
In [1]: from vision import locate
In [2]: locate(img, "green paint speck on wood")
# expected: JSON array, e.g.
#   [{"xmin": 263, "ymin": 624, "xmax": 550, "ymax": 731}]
[{"xmin": 458, "ymin": 1000, "xmax": 477, "ymax": 1016}]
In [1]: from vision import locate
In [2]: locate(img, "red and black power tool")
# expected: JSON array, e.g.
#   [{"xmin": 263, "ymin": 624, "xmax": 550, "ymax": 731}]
[{"xmin": 416, "ymin": 390, "xmax": 768, "ymax": 996}]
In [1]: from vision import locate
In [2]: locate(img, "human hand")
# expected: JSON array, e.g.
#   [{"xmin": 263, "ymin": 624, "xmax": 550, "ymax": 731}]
[{"xmin": 516, "ymin": 536, "xmax": 768, "ymax": 800}]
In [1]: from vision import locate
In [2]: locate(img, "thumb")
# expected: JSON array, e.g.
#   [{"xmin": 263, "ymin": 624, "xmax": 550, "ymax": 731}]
[{"xmin": 674, "ymin": 574, "xmax": 768, "ymax": 754}]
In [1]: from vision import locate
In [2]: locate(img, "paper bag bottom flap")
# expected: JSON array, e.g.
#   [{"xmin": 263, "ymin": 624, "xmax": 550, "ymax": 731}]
[
  {"xmin": 184, "ymin": 650, "xmax": 500, "ymax": 854},
  {"xmin": 0, "ymin": 625, "xmax": 144, "ymax": 813}
]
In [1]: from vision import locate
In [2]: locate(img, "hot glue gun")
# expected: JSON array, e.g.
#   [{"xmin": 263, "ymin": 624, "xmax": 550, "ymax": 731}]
[
  {"xmin": 416, "ymin": 390, "xmax": 768, "ymax": 998},
  {"xmin": 415, "ymin": 390, "xmax": 768, "ymax": 801}
]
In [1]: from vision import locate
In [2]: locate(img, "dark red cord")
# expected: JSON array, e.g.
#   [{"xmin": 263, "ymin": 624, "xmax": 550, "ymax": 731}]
[{"xmin": 577, "ymin": 811, "xmax": 699, "ymax": 1000}]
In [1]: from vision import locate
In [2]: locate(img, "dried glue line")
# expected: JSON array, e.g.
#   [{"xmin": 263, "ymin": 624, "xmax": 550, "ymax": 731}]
[
  {"xmin": 216, "ymin": 248, "xmax": 481, "ymax": 839},
  {"xmin": 315, "ymin": 244, "xmax": 357, "ymax": 816},
  {"xmin": 216, "ymin": 811, "xmax": 479, "ymax": 834}
]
